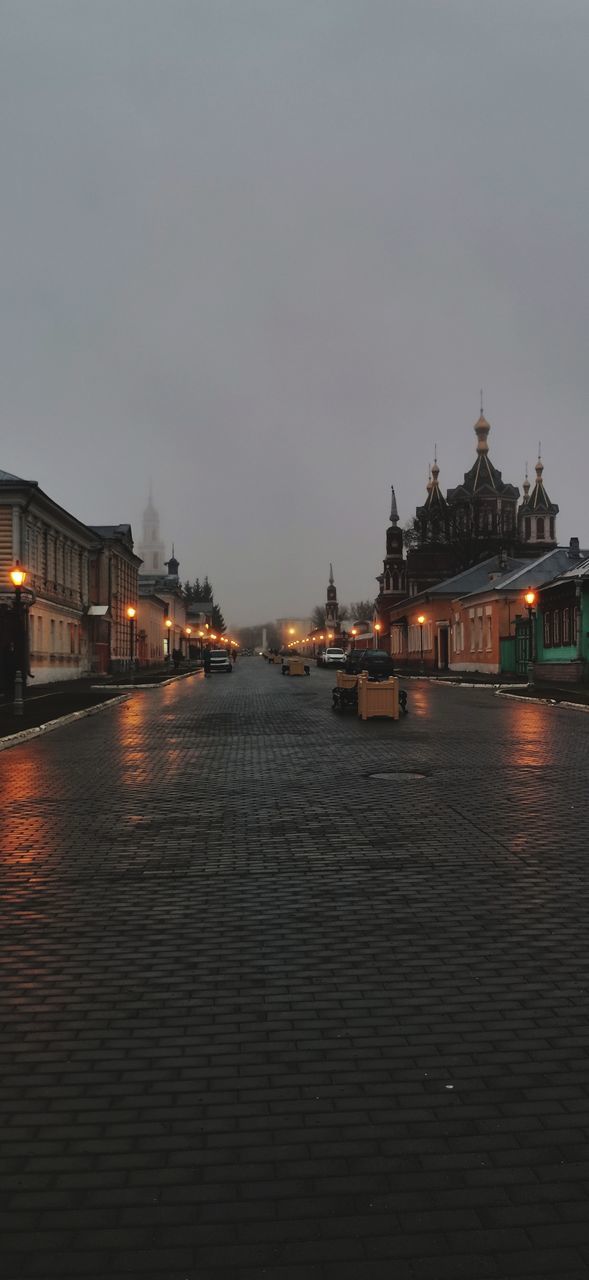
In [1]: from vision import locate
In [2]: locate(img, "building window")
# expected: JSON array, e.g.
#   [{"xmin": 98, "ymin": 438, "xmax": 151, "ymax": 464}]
[
  {"xmin": 50, "ymin": 619, "xmax": 56, "ymax": 653},
  {"xmin": 536, "ymin": 517, "xmax": 545, "ymax": 540},
  {"xmin": 553, "ymin": 610, "xmax": 560, "ymax": 645},
  {"xmin": 562, "ymin": 607, "xmax": 570, "ymax": 645},
  {"xmin": 485, "ymin": 611, "xmax": 492, "ymax": 651},
  {"xmin": 524, "ymin": 517, "xmax": 531, "ymax": 540},
  {"xmin": 574, "ymin": 608, "xmax": 580, "ymax": 645},
  {"xmin": 543, "ymin": 611, "xmax": 552, "ymax": 648}
]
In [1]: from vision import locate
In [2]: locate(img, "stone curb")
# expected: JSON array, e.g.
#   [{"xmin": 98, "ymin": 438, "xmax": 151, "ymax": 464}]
[
  {"xmin": 91, "ymin": 668, "xmax": 201, "ymax": 691},
  {"xmin": 0, "ymin": 693, "xmax": 132, "ymax": 753},
  {"xmin": 494, "ymin": 689, "xmax": 589, "ymax": 713}
]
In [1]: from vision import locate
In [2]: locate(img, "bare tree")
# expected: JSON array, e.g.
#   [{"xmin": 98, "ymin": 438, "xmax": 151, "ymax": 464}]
[
  {"xmin": 350, "ymin": 599, "xmax": 375, "ymax": 621},
  {"xmin": 311, "ymin": 605, "xmax": 326, "ymax": 630}
]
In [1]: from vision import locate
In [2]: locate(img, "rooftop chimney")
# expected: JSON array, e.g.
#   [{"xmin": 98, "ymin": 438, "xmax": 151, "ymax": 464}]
[{"xmin": 569, "ymin": 536, "xmax": 581, "ymax": 559}]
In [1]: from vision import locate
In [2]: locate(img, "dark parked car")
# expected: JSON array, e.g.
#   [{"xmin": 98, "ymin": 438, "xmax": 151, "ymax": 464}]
[{"xmin": 345, "ymin": 648, "xmax": 395, "ymax": 679}]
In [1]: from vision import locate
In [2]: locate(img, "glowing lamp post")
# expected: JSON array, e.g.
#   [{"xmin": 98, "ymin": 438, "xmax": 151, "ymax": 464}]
[
  {"xmin": 9, "ymin": 562, "xmax": 27, "ymax": 715},
  {"xmin": 165, "ymin": 616, "xmax": 173, "ymax": 659},
  {"xmin": 524, "ymin": 590, "xmax": 536, "ymax": 669},
  {"xmin": 126, "ymin": 606, "xmax": 136, "ymax": 679},
  {"xmin": 374, "ymin": 621, "xmax": 382, "ymax": 650},
  {"xmin": 417, "ymin": 614, "xmax": 426, "ymax": 673}
]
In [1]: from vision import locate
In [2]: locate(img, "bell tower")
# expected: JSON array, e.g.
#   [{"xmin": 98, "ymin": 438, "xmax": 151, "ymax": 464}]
[
  {"xmin": 325, "ymin": 564, "xmax": 339, "ymax": 633},
  {"xmin": 376, "ymin": 484, "xmax": 406, "ymax": 607},
  {"xmin": 138, "ymin": 485, "xmax": 166, "ymax": 575}
]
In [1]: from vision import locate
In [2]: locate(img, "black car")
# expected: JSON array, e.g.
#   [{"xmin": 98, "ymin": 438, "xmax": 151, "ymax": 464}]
[{"xmin": 345, "ymin": 648, "xmax": 395, "ymax": 679}]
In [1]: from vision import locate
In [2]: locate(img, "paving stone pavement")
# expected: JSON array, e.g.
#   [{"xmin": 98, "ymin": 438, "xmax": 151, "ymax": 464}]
[{"xmin": 1, "ymin": 659, "xmax": 589, "ymax": 1280}]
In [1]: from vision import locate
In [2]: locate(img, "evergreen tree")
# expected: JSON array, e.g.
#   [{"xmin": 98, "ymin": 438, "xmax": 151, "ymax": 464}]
[{"xmin": 212, "ymin": 603, "xmax": 226, "ymax": 634}]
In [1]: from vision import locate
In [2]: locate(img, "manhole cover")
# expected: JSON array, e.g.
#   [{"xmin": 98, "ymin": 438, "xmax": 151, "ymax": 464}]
[{"xmin": 368, "ymin": 770, "xmax": 429, "ymax": 780}]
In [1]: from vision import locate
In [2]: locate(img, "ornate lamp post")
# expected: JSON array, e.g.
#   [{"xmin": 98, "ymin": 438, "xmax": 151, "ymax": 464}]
[
  {"xmin": 126, "ymin": 606, "xmax": 136, "ymax": 681},
  {"xmin": 9, "ymin": 562, "xmax": 27, "ymax": 715},
  {"xmin": 417, "ymin": 614, "xmax": 426, "ymax": 673},
  {"xmin": 165, "ymin": 616, "xmax": 172, "ymax": 659},
  {"xmin": 524, "ymin": 590, "xmax": 536, "ymax": 670}
]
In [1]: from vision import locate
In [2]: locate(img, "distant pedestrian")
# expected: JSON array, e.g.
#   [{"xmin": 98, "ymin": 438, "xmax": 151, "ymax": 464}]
[{"xmin": 231, "ymin": 649, "xmax": 237, "ymax": 664}]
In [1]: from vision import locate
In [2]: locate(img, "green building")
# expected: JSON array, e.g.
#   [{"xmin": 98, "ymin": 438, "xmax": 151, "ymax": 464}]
[{"xmin": 535, "ymin": 542, "xmax": 589, "ymax": 684}]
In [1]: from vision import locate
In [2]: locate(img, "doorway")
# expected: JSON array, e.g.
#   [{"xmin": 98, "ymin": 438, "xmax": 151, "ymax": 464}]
[{"xmin": 439, "ymin": 626, "xmax": 449, "ymax": 670}]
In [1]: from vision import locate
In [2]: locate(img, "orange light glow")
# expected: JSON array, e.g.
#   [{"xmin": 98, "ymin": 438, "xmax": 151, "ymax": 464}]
[
  {"xmin": 375, "ymin": 623, "xmax": 382, "ymax": 633},
  {"xmin": 165, "ymin": 618, "xmax": 172, "ymax": 629},
  {"xmin": 9, "ymin": 563, "xmax": 27, "ymax": 589},
  {"xmin": 210, "ymin": 633, "xmax": 217, "ymax": 641},
  {"xmin": 186, "ymin": 627, "xmax": 192, "ymax": 635},
  {"xmin": 127, "ymin": 606, "xmax": 136, "ymax": 620},
  {"xmin": 417, "ymin": 614, "xmax": 426, "ymax": 626},
  {"xmin": 525, "ymin": 590, "xmax": 536, "ymax": 607}
]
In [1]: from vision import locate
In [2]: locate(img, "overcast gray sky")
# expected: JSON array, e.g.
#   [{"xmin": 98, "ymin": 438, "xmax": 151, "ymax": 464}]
[{"xmin": 2, "ymin": 0, "xmax": 588, "ymax": 626}]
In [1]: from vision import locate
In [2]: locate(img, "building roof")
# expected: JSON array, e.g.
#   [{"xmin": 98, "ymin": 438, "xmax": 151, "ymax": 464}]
[
  {"xmin": 90, "ymin": 524, "xmax": 133, "ymax": 540},
  {"xmin": 427, "ymin": 555, "xmax": 527, "ymax": 598},
  {"xmin": 562, "ymin": 555, "xmax": 589, "ymax": 580},
  {"xmin": 0, "ymin": 468, "xmax": 30, "ymax": 483},
  {"xmin": 518, "ymin": 454, "xmax": 559, "ymax": 517},
  {"xmin": 458, "ymin": 546, "xmax": 589, "ymax": 602}
]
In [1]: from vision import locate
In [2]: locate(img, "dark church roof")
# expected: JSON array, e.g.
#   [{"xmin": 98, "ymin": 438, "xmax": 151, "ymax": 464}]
[
  {"xmin": 446, "ymin": 413, "xmax": 519, "ymax": 502},
  {"xmin": 518, "ymin": 455, "xmax": 558, "ymax": 516}
]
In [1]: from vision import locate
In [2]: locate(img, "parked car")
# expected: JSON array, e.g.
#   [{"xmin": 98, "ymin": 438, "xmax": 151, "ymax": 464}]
[
  {"xmin": 209, "ymin": 649, "xmax": 233, "ymax": 673},
  {"xmin": 345, "ymin": 648, "xmax": 394, "ymax": 679},
  {"xmin": 319, "ymin": 646, "xmax": 347, "ymax": 667}
]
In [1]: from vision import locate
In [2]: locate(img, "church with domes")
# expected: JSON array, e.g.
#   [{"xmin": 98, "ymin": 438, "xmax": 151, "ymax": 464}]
[{"xmin": 376, "ymin": 404, "xmax": 559, "ymax": 603}]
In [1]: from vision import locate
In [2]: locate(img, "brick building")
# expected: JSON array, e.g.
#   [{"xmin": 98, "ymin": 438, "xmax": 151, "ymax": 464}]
[{"xmin": 87, "ymin": 525, "xmax": 142, "ymax": 674}]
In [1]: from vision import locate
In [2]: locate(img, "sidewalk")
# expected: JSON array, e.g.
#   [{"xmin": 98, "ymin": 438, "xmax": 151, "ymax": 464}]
[
  {"xmin": 0, "ymin": 665, "xmax": 202, "ymax": 740},
  {"xmin": 0, "ymin": 677, "xmax": 126, "ymax": 740}
]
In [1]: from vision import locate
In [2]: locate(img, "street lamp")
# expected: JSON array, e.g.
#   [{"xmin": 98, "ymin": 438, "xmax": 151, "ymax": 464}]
[
  {"xmin": 374, "ymin": 621, "xmax": 382, "ymax": 650},
  {"xmin": 417, "ymin": 614, "xmax": 426, "ymax": 673},
  {"xmin": 165, "ymin": 616, "xmax": 173, "ymax": 659},
  {"xmin": 524, "ymin": 590, "xmax": 536, "ymax": 669},
  {"xmin": 126, "ymin": 606, "xmax": 136, "ymax": 679},
  {"xmin": 9, "ymin": 562, "xmax": 27, "ymax": 715}
]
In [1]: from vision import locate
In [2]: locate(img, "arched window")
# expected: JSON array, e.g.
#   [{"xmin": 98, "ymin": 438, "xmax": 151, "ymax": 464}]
[
  {"xmin": 524, "ymin": 517, "xmax": 531, "ymax": 540},
  {"xmin": 536, "ymin": 517, "xmax": 545, "ymax": 540},
  {"xmin": 385, "ymin": 573, "xmax": 391, "ymax": 592},
  {"xmin": 392, "ymin": 573, "xmax": 399, "ymax": 592}
]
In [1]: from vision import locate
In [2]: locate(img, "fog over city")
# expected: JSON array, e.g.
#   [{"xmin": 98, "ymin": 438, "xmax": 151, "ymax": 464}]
[{"xmin": 2, "ymin": 0, "xmax": 588, "ymax": 626}]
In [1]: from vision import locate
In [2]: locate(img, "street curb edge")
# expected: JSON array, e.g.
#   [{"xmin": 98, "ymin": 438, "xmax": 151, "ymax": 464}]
[{"xmin": 0, "ymin": 693, "xmax": 133, "ymax": 753}]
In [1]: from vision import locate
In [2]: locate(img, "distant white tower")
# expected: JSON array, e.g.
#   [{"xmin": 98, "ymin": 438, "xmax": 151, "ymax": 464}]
[{"xmin": 137, "ymin": 485, "xmax": 166, "ymax": 575}]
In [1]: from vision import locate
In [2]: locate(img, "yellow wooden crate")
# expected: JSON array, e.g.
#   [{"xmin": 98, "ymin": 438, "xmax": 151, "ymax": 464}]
[
  {"xmin": 336, "ymin": 671, "xmax": 358, "ymax": 689},
  {"xmin": 288, "ymin": 657, "xmax": 306, "ymax": 676},
  {"xmin": 357, "ymin": 675, "xmax": 400, "ymax": 721}
]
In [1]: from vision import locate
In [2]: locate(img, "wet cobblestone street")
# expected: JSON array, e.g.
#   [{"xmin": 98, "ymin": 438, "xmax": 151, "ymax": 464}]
[{"xmin": 2, "ymin": 660, "xmax": 589, "ymax": 1280}]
